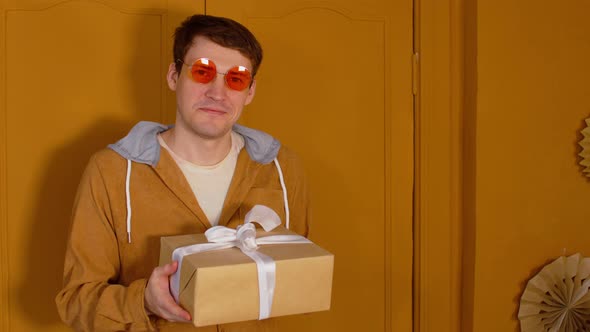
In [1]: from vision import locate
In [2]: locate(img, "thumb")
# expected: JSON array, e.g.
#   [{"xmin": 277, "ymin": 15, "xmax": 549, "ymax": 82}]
[{"xmin": 162, "ymin": 261, "xmax": 179, "ymax": 276}]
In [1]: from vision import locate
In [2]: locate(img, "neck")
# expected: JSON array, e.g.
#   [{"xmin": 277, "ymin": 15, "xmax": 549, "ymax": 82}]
[{"xmin": 161, "ymin": 127, "xmax": 232, "ymax": 166}]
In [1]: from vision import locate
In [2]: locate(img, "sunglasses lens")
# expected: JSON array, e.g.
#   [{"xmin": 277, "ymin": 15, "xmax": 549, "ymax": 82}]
[
  {"xmin": 187, "ymin": 59, "xmax": 252, "ymax": 91},
  {"xmin": 190, "ymin": 59, "xmax": 216, "ymax": 84},
  {"xmin": 225, "ymin": 66, "xmax": 252, "ymax": 91}
]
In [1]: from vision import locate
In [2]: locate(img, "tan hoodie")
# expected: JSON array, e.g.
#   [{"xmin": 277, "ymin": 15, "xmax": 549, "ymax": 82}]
[{"xmin": 55, "ymin": 122, "xmax": 311, "ymax": 331}]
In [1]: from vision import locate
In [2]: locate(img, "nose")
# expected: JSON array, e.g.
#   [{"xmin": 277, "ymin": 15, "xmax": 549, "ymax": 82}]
[{"xmin": 204, "ymin": 74, "xmax": 228, "ymax": 101}]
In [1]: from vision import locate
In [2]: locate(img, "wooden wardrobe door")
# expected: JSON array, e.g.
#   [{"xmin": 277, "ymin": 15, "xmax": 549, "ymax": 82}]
[
  {"xmin": 0, "ymin": 1, "xmax": 201, "ymax": 331},
  {"xmin": 208, "ymin": 2, "xmax": 414, "ymax": 331}
]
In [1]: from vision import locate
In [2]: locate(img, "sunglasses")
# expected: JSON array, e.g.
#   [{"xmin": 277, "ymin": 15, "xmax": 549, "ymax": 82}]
[{"xmin": 177, "ymin": 58, "xmax": 253, "ymax": 91}]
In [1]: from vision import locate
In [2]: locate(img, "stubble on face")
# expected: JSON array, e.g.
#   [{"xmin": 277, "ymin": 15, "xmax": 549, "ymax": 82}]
[{"xmin": 175, "ymin": 99, "xmax": 235, "ymax": 141}]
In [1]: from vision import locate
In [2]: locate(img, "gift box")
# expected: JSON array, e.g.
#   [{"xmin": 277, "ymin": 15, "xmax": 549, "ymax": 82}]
[{"xmin": 159, "ymin": 226, "xmax": 334, "ymax": 327}]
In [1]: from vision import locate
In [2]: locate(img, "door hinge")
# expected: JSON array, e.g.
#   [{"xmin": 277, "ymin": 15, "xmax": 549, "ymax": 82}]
[{"xmin": 412, "ymin": 52, "xmax": 420, "ymax": 95}]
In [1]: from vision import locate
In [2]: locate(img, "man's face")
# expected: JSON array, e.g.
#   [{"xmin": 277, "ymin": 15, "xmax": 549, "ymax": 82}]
[{"xmin": 167, "ymin": 36, "xmax": 256, "ymax": 141}]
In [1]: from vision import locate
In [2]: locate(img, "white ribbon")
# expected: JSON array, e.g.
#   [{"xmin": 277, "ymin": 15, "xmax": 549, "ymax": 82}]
[{"xmin": 170, "ymin": 205, "xmax": 311, "ymax": 320}]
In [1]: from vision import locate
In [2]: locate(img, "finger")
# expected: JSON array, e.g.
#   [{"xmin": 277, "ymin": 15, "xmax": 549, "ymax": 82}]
[
  {"xmin": 162, "ymin": 290, "xmax": 190, "ymax": 318},
  {"xmin": 160, "ymin": 261, "xmax": 179, "ymax": 276},
  {"xmin": 172, "ymin": 305, "xmax": 191, "ymax": 321},
  {"xmin": 167, "ymin": 307, "xmax": 191, "ymax": 322},
  {"xmin": 160, "ymin": 300, "xmax": 191, "ymax": 322},
  {"xmin": 151, "ymin": 265, "xmax": 167, "ymax": 279}
]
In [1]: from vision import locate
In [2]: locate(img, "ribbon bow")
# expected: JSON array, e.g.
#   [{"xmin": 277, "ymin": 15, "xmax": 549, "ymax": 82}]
[{"xmin": 170, "ymin": 205, "xmax": 311, "ymax": 320}]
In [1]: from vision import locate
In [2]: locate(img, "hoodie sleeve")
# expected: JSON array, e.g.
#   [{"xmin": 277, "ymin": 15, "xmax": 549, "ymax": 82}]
[{"xmin": 55, "ymin": 154, "xmax": 154, "ymax": 331}]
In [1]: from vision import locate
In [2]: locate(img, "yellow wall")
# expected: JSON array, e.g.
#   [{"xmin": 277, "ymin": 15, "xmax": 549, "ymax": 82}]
[
  {"xmin": 466, "ymin": 0, "xmax": 590, "ymax": 331},
  {"xmin": 416, "ymin": 0, "xmax": 590, "ymax": 330}
]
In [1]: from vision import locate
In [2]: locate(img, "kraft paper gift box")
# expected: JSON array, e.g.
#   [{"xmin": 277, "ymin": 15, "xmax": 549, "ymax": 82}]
[{"xmin": 159, "ymin": 227, "xmax": 334, "ymax": 327}]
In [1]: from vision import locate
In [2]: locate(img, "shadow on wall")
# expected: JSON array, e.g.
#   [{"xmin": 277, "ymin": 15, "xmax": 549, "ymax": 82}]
[
  {"xmin": 16, "ymin": 119, "xmax": 134, "ymax": 326},
  {"xmin": 14, "ymin": 6, "xmax": 177, "ymax": 327},
  {"xmin": 575, "ymin": 114, "xmax": 590, "ymax": 183}
]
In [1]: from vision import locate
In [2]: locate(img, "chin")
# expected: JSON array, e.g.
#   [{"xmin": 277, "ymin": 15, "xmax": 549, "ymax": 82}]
[{"xmin": 192, "ymin": 127, "xmax": 232, "ymax": 140}]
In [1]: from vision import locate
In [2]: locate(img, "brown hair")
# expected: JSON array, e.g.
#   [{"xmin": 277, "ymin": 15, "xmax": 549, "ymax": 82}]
[{"xmin": 173, "ymin": 14, "xmax": 263, "ymax": 77}]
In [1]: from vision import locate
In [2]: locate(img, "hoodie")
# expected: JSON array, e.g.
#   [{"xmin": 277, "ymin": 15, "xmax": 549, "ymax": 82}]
[
  {"xmin": 107, "ymin": 121, "xmax": 289, "ymax": 243},
  {"xmin": 56, "ymin": 121, "xmax": 311, "ymax": 331}
]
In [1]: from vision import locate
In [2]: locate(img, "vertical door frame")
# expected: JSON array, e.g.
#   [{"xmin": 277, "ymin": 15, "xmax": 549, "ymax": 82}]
[
  {"xmin": 414, "ymin": 0, "xmax": 468, "ymax": 331},
  {"xmin": 0, "ymin": 1, "xmax": 8, "ymax": 329}
]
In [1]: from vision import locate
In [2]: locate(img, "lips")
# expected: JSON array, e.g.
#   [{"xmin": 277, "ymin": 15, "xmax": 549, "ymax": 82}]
[{"xmin": 198, "ymin": 107, "xmax": 226, "ymax": 115}]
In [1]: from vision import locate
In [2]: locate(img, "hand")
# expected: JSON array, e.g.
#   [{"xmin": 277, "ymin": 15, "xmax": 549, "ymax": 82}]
[{"xmin": 144, "ymin": 261, "xmax": 191, "ymax": 322}]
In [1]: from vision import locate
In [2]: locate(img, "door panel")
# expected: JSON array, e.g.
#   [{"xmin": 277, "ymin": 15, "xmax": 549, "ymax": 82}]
[
  {"xmin": 0, "ymin": 1, "xmax": 202, "ymax": 331},
  {"xmin": 208, "ymin": 2, "xmax": 413, "ymax": 331}
]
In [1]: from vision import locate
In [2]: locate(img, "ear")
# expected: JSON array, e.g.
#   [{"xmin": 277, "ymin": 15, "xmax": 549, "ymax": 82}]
[
  {"xmin": 244, "ymin": 79, "xmax": 257, "ymax": 105},
  {"xmin": 167, "ymin": 62, "xmax": 179, "ymax": 91}
]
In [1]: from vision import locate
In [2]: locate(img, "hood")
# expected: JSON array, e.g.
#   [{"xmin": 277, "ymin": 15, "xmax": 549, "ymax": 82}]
[{"xmin": 108, "ymin": 121, "xmax": 281, "ymax": 165}]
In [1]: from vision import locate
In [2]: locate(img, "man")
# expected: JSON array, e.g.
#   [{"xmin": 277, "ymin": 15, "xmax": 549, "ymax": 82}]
[{"xmin": 56, "ymin": 14, "xmax": 311, "ymax": 331}]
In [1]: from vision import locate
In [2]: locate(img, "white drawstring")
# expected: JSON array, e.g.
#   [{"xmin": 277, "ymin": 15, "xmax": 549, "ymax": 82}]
[
  {"xmin": 125, "ymin": 159, "xmax": 132, "ymax": 243},
  {"xmin": 273, "ymin": 158, "xmax": 290, "ymax": 229}
]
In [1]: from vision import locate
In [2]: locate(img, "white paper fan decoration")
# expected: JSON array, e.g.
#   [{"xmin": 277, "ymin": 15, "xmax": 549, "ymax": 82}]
[
  {"xmin": 578, "ymin": 118, "xmax": 590, "ymax": 178},
  {"xmin": 518, "ymin": 253, "xmax": 590, "ymax": 332}
]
